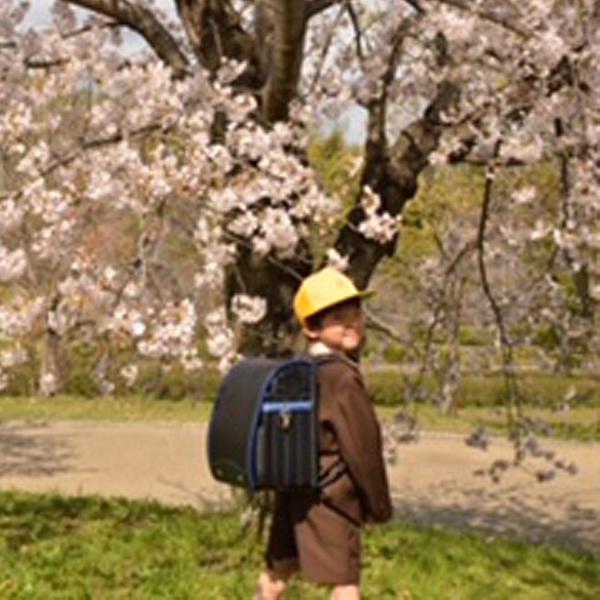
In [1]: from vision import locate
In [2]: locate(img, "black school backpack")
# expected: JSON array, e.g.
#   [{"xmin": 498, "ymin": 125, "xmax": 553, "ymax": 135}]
[{"xmin": 207, "ymin": 356, "xmax": 320, "ymax": 491}]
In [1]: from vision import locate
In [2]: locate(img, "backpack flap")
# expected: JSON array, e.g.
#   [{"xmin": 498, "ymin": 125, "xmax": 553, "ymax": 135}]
[
  {"xmin": 208, "ymin": 357, "xmax": 320, "ymax": 491},
  {"xmin": 254, "ymin": 358, "xmax": 319, "ymax": 490}
]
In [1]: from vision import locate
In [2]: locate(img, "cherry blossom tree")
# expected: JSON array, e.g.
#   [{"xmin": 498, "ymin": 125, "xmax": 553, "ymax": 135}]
[{"xmin": 1, "ymin": 0, "xmax": 599, "ymax": 401}]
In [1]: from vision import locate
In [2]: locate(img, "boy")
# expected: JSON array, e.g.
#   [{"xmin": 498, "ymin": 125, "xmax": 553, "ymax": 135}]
[{"xmin": 255, "ymin": 267, "xmax": 392, "ymax": 600}]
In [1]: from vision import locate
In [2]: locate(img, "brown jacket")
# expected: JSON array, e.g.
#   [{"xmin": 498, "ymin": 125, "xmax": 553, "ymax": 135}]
[{"xmin": 316, "ymin": 355, "xmax": 392, "ymax": 525}]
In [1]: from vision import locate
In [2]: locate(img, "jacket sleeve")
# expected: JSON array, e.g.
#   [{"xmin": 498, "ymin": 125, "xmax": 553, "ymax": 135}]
[{"xmin": 325, "ymin": 366, "xmax": 393, "ymax": 523}]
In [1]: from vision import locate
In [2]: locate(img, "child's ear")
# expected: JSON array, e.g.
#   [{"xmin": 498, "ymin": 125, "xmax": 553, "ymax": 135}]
[{"xmin": 302, "ymin": 323, "xmax": 320, "ymax": 341}]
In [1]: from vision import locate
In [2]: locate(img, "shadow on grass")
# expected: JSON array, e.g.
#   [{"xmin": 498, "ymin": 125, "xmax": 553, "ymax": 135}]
[
  {"xmin": 393, "ymin": 481, "xmax": 600, "ymax": 557},
  {"xmin": 157, "ymin": 475, "xmax": 236, "ymax": 512},
  {"xmin": 0, "ymin": 423, "xmax": 75, "ymax": 478}
]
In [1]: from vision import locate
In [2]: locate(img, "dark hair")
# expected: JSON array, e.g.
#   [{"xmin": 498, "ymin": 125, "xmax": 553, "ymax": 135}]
[{"xmin": 304, "ymin": 297, "xmax": 361, "ymax": 330}]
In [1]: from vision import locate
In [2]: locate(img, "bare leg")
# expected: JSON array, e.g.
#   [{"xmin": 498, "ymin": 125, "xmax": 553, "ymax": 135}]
[
  {"xmin": 254, "ymin": 570, "xmax": 290, "ymax": 600},
  {"xmin": 330, "ymin": 584, "xmax": 360, "ymax": 600}
]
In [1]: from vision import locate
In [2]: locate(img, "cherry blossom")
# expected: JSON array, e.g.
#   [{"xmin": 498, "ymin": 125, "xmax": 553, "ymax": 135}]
[{"xmin": 1, "ymin": 0, "xmax": 599, "ymax": 398}]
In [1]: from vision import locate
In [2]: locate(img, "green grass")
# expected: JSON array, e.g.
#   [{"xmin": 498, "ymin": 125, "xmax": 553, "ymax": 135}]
[
  {"xmin": 0, "ymin": 491, "xmax": 597, "ymax": 599},
  {"xmin": 1, "ymin": 393, "xmax": 599, "ymax": 442},
  {"xmin": 0, "ymin": 395, "xmax": 213, "ymax": 423},
  {"xmin": 1, "ymin": 369, "xmax": 599, "ymax": 442},
  {"xmin": 377, "ymin": 405, "xmax": 600, "ymax": 442}
]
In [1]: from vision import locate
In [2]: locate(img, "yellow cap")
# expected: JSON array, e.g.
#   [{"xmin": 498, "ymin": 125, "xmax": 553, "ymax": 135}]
[{"xmin": 293, "ymin": 267, "xmax": 373, "ymax": 324}]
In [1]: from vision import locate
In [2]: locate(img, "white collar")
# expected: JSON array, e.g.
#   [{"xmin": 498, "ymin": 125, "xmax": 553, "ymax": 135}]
[{"xmin": 308, "ymin": 341, "xmax": 334, "ymax": 356}]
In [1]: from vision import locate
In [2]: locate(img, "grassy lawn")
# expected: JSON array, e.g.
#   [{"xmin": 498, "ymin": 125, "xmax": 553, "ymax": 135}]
[
  {"xmin": 1, "ymin": 368, "xmax": 599, "ymax": 441},
  {"xmin": 0, "ymin": 395, "xmax": 214, "ymax": 424},
  {"xmin": 1, "ymin": 393, "xmax": 598, "ymax": 442},
  {"xmin": 377, "ymin": 405, "xmax": 600, "ymax": 443},
  {"xmin": 0, "ymin": 491, "xmax": 598, "ymax": 599}
]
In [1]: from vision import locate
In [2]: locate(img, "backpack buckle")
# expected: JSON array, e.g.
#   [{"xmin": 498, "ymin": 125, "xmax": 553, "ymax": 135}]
[{"xmin": 280, "ymin": 410, "xmax": 292, "ymax": 430}]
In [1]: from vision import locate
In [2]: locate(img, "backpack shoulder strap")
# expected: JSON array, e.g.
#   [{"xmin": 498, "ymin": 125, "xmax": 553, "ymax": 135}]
[{"xmin": 309, "ymin": 352, "xmax": 360, "ymax": 373}]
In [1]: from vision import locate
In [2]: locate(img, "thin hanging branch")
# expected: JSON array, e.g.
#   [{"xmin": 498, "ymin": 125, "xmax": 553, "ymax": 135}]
[
  {"xmin": 407, "ymin": 238, "xmax": 476, "ymax": 402},
  {"xmin": 476, "ymin": 160, "xmax": 521, "ymax": 427},
  {"xmin": 307, "ymin": 1, "xmax": 347, "ymax": 95}
]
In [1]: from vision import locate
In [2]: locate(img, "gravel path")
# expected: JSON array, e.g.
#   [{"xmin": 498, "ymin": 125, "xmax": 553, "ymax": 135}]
[{"xmin": 0, "ymin": 421, "xmax": 598, "ymax": 555}]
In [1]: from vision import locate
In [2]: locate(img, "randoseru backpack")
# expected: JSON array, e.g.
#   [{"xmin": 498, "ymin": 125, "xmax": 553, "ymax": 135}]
[{"xmin": 207, "ymin": 356, "xmax": 320, "ymax": 491}]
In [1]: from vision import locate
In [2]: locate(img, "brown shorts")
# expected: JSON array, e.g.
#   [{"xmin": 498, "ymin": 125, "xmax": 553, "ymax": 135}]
[{"xmin": 265, "ymin": 491, "xmax": 361, "ymax": 585}]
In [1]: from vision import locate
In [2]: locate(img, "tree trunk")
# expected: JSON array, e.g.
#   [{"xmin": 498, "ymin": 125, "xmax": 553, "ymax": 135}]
[
  {"xmin": 335, "ymin": 81, "xmax": 460, "ymax": 289},
  {"xmin": 258, "ymin": 0, "xmax": 307, "ymax": 123},
  {"xmin": 226, "ymin": 242, "xmax": 312, "ymax": 357},
  {"xmin": 41, "ymin": 296, "xmax": 66, "ymax": 396}
]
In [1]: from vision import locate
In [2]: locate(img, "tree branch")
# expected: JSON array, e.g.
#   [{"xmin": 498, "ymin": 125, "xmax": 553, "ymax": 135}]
[
  {"xmin": 25, "ymin": 58, "xmax": 71, "ymax": 70},
  {"xmin": 401, "ymin": 0, "xmax": 425, "ymax": 14},
  {"xmin": 1, "ymin": 123, "xmax": 164, "ymax": 205},
  {"xmin": 476, "ymin": 157, "xmax": 522, "ymax": 423},
  {"xmin": 174, "ymin": 0, "xmax": 262, "ymax": 87},
  {"xmin": 334, "ymin": 12, "xmax": 460, "ymax": 288},
  {"xmin": 427, "ymin": 0, "xmax": 529, "ymax": 38},
  {"xmin": 61, "ymin": 0, "xmax": 190, "ymax": 78},
  {"xmin": 307, "ymin": 2, "xmax": 346, "ymax": 94},
  {"xmin": 345, "ymin": 0, "xmax": 364, "ymax": 61},
  {"xmin": 305, "ymin": 0, "xmax": 340, "ymax": 20},
  {"xmin": 261, "ymin": 0, "xmax": 309, "ymax": 122}
]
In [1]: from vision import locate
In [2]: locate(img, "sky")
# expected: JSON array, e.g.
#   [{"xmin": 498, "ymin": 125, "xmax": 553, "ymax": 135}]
[
  {"xmin": 22, "ymin": 1, "xmax": 53, "ymax": 28},
  {"xmin": 24, "ymin": 1, "xmax": 368, "ymax": 143},
  {"xmin": 23, "ymin": 0, "xmax": 176, "ymax": 55}
]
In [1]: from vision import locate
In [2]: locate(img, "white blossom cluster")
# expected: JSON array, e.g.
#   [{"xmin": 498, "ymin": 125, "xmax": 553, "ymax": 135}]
[
  {"xmin": 137, "ymin": 299, "xmax": 203, "ymax": 371},
  {"xmin": 358, "ymin": 187, "xmax": 399, "ymax": 243},
  {"xmin": 0, "ymin": 346, "xmax": 28, "ymax": 369},
  {"xmin": 39, "ymin": 372, "xmax": 57, "ymax": 397},
  {"xmin": 0, "ymin": 1, "xmax": 345, "ymax": 391},
  {"xmin": 2, "ymin": 0, "xmax": 599, "ymax": 393},
  {"xmin": 337, "ymin": 0, "xmax": 600, "ymax": 362},
  {"xmin": 196, "ymin": 118, "xmax": 339, "ymax": 269},
  {"xmin": 119, "ymin": 364, "xmax": 139, "ymax": 387},
  {"xmin": 308, "ymin": 0, "xmax": 600, "ymax": 287},
  {"xmin": 231, "ymin": 294, "xmax": 267, "ymax": 325},
  {"xmin": 104, "ymin": 303, "xmax": 147, "ymax": 339},
  {"xmin": 204, "ymin": 307, "xmax": 237, "ymax": 373},
  {"xmin": 326, "ymin": 248, "xmax": 349, "ymax": 272},
  {"xmin": 0, "ymin": 245, "xmax": 27, "ymax": 282},
  {"xmin": 0, "ymin": 297, "xmax": 45, "ymax": 337}
]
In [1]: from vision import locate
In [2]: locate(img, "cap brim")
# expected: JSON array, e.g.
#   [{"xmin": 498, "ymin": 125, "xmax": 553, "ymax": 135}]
[{"xmin": 305, "ymin": 289, "xmax": 375, "ymax": 320}]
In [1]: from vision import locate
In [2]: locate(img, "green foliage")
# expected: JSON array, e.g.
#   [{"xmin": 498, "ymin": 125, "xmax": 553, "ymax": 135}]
[
  {"xmin": 457, "ymin": 326, "xmax": 493, "ymax": 346},
  {"xmin": 63, "ymin": 340, "xmax": 103, "ymax": 398},
  {"xmin": 414, "ymin": 165, "xmax": 487, "ymax": 223},
  {"xmin": 387, "ymin": 164, "xmax": 486, "ymax": 274},
  {"xmin": 133, "ymin": 363, "xmax": 221, "ymax": 402},
  {"xmin": 407, "ymin": 322, "xmax": 449, "ymax": 345},
  {"xmin": 382, "ymin": 342, "xmax": 407, "ymax": 363},
  {"xmin": 366, "ymin": 370, "xmax": 409, "ymax": 406},
  {"xmin": 364, "ymin": 370, "xmax": 600, "ymax": 410},
  {"xmin": 306, "ymin": 130, "xmax": 363, "ymax": 260},
  {"xmin": 533, "ymin": 324, "xmax": 562, "ymax": 352},
  {"xmin": 0, "ymin": 346, "xmax": 39, "ymax": 397},
  {"xmin": 1, "ymin": 344, "xmax": 223, "ymax": 401},
  {"xmin": 308, "ymin": 129, "xmax": 362, "ymax": 207},
  {"xmin": 0, "ymin": 492, "xmax": 597, "ymax": 599}
]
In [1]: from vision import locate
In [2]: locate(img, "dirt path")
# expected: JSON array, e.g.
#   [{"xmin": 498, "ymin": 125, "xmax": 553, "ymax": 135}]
[{"xmin": 0, "ymin": 421, "xmax": 598, "ymax": 555}]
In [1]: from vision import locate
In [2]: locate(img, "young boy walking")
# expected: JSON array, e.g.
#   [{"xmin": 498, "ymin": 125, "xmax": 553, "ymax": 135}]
[{"xmin": 255, "ymin": 267, "xmax": 392, "ymax": 600}]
